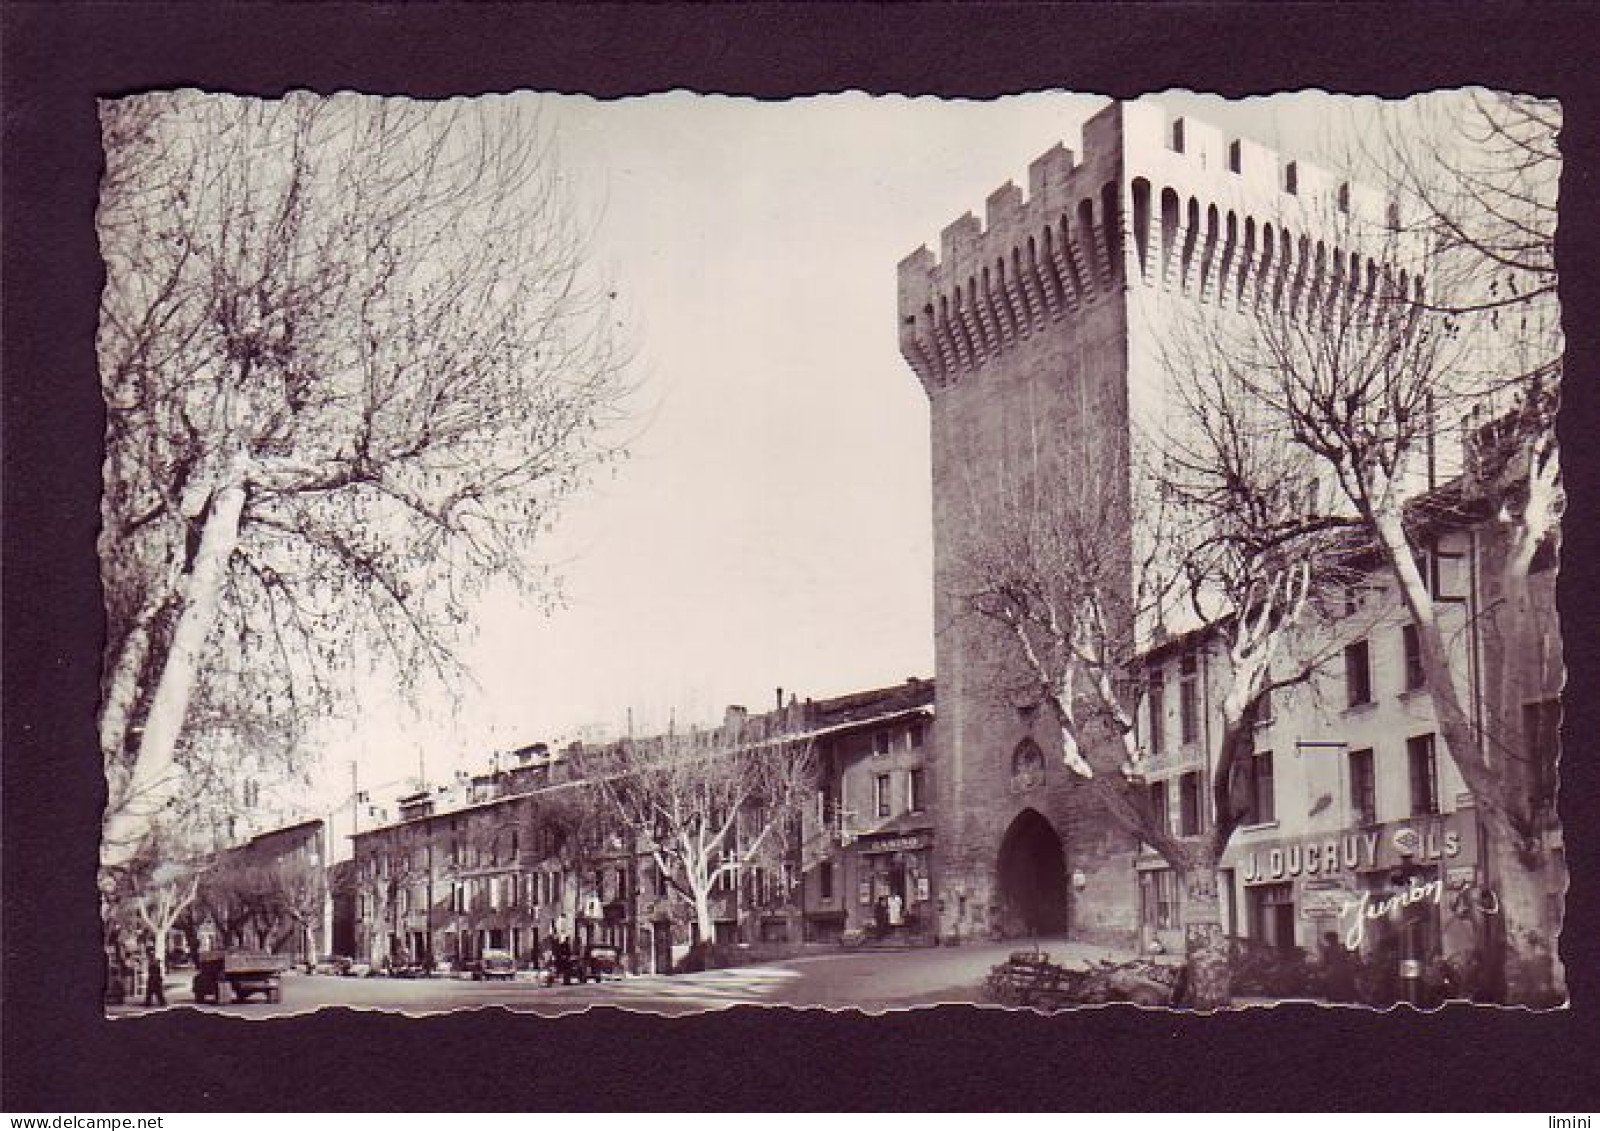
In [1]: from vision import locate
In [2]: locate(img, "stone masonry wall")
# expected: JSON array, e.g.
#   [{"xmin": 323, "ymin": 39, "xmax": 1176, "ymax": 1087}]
[{"xmin": 901, "ymin": 102, "xmax": 1143, "ymax": 945}]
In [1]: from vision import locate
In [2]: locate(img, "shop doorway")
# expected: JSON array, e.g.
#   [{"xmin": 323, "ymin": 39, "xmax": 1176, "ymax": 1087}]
[
  {"xmin": 888, "ymin": 861, "xmax": 907, "ymax": 905},
  {"xmin": 996, "ymin": 808, "xmax": 1070, "ymax": 937},
  {"xmin": 1250, "ymin": 882, "xmax": 1297, "ymax": 950},
  {"xmin": 652, "ymin": 920, "xmax": 674, "ymax": 974}
]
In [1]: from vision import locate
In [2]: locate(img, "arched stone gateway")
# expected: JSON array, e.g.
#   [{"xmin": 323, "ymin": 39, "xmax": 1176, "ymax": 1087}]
[{"xmin": 996, "ymin": 808, "xmax": 1070, "ymax": 938}]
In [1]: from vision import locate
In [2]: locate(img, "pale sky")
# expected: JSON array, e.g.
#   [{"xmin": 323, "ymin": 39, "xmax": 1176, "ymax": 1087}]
[{"xmin": 308, "ymin": 90, "xmax": 1384, "ymax": 808}]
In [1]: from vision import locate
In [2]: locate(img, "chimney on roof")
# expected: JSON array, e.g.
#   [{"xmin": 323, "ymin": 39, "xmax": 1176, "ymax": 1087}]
[{"xmin": 776, "ymin": 687, "xmax": 784, "ymax": 711}]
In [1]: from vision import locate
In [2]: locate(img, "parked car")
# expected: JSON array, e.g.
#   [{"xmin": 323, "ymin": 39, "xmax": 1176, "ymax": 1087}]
[
  {"xmin": 579, "ymin": 944, "xmax": 623, "ymax": 982},
  {"xmin": 312, "ymin": 955, "xmax": 353, "ymax": 976},
  {"xmin": 473, "ymin": 948, "xmax": 517, "ymax": 982}
]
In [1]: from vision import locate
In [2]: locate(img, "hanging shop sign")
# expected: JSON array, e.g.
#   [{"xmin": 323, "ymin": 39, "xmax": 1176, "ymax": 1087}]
[
  {"xmin": 858, "ymin": 832, "xmax": 931, "ymax": 855},
  {"xmin": 1301, "ymin": 886, "xmax": 1358, "ymax": 918},
  {"xmin": 1238, "ymin": 814, "xmax": 1471, "ymax": 886}
]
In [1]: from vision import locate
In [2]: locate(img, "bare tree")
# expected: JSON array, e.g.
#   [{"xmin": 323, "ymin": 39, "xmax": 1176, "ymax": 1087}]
[
  {"xmin": 102, "ymin": 823, "xmax": 207, "ymax": 965},
  {"xmin": 193, "ymin": 852, "xmax": 258, "ymax": 949},
  {"xmin": 1169, "ymin": 92, "xmax": 1565, "ymax": 1004},
  {"xmin": 96, "ymin": 92, "xmax": 632, "ymax": 868},
  {"xmin": 955, "ymin": 434, "xmax": 1352, "ymax": 1007},
  {"xmin": 262, "ymin": 855, "xmax": 326, "ymax": 961},
  {"xmin": 1379, "ymin": 91, "xmax": 1559, "ymax": 340},
  {"xmin": 585, "ymin": 724, "xmax": 815, "ymax": 948},
  {"xmin": 137, "ymin": 865, "xmax": 202, "ymax": 970},
  {"xmin": 1400, "ymin": 96, "xmax": 1563, "ymax": 1005}
]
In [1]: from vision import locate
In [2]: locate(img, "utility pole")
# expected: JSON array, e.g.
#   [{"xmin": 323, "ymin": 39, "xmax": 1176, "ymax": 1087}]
[
  {"xmin": 321, "ymin": 818, "xmax": 333, "ymax": 963},
  {"xmin": 425, "ymin": 834, "xmax": 435, "ymax": 973},
  {"xmin": 627, "ymin": 824, "xmax": 639, "ymax": 974}
]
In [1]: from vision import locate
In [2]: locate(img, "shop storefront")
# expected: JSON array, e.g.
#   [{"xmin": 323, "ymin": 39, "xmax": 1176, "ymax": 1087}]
[
  {"xmin": 1224, "ymin": 810, "xmax": 1482, "ymax": 968},
  {"xmin": 851, "ymin": 827, "xmax": 935, "ymax": 939}
]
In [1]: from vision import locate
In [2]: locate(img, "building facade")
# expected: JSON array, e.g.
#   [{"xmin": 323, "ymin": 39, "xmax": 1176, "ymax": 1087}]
[
  {"xmin": 350, "ymin": 748, "xmax": 637, "ymax": 971},
  {"xmin": 191, "ymin": 817, "xmax": 329, "ymax": 961},
  {"xmin": 797, "ymin": 679, "xmax": 937, "ymax": 944}
]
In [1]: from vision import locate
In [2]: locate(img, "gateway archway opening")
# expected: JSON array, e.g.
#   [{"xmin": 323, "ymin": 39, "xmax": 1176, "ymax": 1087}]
[{"xmin": 997, "ymin": 808, "xmax": 1070, "ymax": 938}]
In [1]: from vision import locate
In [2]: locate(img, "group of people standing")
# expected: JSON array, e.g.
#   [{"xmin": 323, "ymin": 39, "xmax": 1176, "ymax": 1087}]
[{"xmin": 872, "ymin": 891, "xmax": 905, "ymax": 935}]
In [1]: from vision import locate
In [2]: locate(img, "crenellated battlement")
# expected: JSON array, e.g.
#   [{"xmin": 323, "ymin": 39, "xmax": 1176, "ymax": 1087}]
[{"xmin": 898, "ymin": 99, "xmax": 1425, "ymax": 392}]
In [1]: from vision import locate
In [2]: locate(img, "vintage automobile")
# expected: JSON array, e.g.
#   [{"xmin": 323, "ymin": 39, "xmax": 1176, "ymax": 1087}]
[
  {"xmin": 579, "ymin": 944, "xmax": 623, "ymax": 982},
  {"xmin": 311, "ymin": 955, "xmax": 353, "ymax": 976},
  {"xmin": 192, "ymin": 951, "xmax": 288, "ymax": 1004},
  {"xmin": 473, "ymin": 948, "xmax": 517, "ymax": 981}
]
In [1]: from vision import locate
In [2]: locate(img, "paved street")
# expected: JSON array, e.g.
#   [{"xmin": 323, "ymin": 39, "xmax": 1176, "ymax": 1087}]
[{"xmin": 109, "ymin": 938, "xmax": 1131, "ymax": 1018}]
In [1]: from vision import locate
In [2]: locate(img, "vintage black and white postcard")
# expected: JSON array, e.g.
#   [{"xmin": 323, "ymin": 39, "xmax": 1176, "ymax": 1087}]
[{"xmin": 92, "ymin": 86, "xmax": 1566, "ymax": 1020}]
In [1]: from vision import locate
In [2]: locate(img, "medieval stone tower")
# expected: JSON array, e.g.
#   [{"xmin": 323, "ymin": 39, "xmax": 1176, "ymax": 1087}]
[{"xmin": 896, "ymin": 99, "xmax": 1398, "ymax": 944}]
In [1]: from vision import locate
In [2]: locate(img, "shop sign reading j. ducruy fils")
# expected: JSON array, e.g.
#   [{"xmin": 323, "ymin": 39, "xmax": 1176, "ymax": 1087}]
[{"xmin": 1238, "ymin": 815, "xmax": 1469, "ymax": 885}]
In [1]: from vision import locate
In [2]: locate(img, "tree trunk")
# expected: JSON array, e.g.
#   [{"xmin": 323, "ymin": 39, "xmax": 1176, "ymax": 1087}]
[
  {"xmin": 1181, "ymin": 860, "xmax": 1232, "ymax": 1009},
  {"xmin": 1483, "ymin": 821, "xmax": 1566, "ymax": 1007},
  {"xmin": 1373, "ymin": 512, "xmax": 1488, "ymax": 787},
  {"xmin": 692, "ymin": 890, "xmax": 716, "ymax": 948},
  {"xmin": 101, "ymin": 481, "xmax": 248, "ymax": 866},
  {"xmin": 1374, "ymin": 508, "xmax": 1566, "ymax": 1003},
  {"xmin": 100, "ymin": 598, "xmax": 161, "ymax": 768}
]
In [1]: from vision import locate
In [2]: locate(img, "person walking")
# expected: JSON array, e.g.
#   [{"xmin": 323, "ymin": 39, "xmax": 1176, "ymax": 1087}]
[{"xmin": 142, "ymin": 946, "xmax": 167, "ymax": 1008}]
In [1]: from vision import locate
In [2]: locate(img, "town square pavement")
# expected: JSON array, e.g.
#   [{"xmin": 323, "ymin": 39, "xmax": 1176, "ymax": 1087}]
[{"xmin": 109, "ymin": 938, "xmax": 1135, "ymax": 1019}]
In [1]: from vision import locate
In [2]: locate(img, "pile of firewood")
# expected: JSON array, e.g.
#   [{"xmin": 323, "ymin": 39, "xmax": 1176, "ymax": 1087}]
[{"xmin": 983, "ymin": 950, "xmax": 1186, "ymax": 1009}]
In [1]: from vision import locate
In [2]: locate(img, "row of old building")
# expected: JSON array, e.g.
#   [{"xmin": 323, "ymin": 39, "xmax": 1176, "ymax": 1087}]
[
  {"xmin": 340, "ymin": 679, "xmax": 937, "ymax": 973},
  {"xmin": 225, "ymin": 479, "xmax": 1554, "ymax": 981}
]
